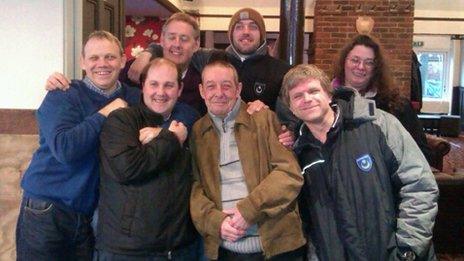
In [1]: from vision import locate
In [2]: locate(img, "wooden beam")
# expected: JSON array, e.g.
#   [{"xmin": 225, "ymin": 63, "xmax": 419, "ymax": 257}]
[
  {"xmin": 155, "ymin": 0, "xmax": 181, "ymax": 13},
  {"xmin": 279, "ymin": 0, "xmax": 305, "ymax": 65}
]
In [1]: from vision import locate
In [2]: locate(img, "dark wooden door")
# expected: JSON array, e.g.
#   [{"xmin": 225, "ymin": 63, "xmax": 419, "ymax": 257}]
[
  {"xmin": 83, "ymin": 0, "xmax": 125, "ymax": 44},
  {"xmin": 460, "ymin": 87, "xmax": 464, "ymax": 130}
]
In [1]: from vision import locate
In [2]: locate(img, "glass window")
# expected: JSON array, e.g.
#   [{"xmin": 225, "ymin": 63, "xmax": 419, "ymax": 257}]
[{"xmin": 418, "ymin": 52, "xmax": 447, "ymax": 100}]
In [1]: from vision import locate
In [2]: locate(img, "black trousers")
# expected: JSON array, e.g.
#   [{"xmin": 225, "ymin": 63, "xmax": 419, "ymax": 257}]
[{"xmin": 217, "ymin": 246, "xmax": 305, "ymax": 261}]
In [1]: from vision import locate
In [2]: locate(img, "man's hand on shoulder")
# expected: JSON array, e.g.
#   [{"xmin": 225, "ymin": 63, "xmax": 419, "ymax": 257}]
[
  {"xmin": 128, "ymin": 51, "xmax": 152, "ymax": 83},
  {"xmin": 246, "ymin": 100, "xmax": 268, "ymax": 115},
  {"xmin": 98, "ymin": 98, "xmax": 128, "ymax": 117},
  {"xmin": 139, "ymin": 127, "xmax": 162, "ymax": 145},
  {"xmin": 246, "ymin": 100, "xmax": 294, "ymax": 148},
  {"xmin": 45, "ymin": 72, "xmax": 70, "ymax": 91},
  {"xmin": 278, "ymin": 125, "xmax": 295, "ymax": 149}
]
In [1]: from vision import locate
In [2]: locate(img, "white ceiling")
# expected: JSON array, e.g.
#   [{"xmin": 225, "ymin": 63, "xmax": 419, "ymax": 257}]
[
  {"xmin": 415, "ymin": 0, "xmax": 464, "ymax": 11},
  {"xmin": 125, "ymin": 0, "xmax": 464, "ymax": 19}
]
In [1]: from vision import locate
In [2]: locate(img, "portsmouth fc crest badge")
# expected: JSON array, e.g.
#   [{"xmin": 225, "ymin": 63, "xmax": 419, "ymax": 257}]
[
  {"xmin": 254, "ymin": 82, "xmax": 266, "ymax": 95},
  {"xmin": 356, "ymin": 154, "xmax": 373, "ymax": 172}
]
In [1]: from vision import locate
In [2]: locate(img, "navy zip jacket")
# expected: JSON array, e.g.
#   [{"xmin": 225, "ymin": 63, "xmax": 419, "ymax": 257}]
[{"xmin": 294, "ymin": 88, "xmax": 438, "ymax": 260}]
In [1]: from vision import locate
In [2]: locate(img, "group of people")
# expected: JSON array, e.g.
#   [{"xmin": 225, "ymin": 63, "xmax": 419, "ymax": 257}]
[{"xmin": 17, "ymin": 7, "xmax": 438, "ymax": 261}]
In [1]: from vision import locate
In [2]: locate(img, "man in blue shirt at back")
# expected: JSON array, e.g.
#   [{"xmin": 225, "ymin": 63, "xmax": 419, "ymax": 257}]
[{"xmin": 16, "ymin": 30, "xmax": 140, "ymax": 260}]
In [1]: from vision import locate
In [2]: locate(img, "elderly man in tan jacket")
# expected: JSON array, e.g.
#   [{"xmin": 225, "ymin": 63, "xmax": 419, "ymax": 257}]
[{"xmin": 190, "ymin": 60, "xmax": 306, "ymax": 260}]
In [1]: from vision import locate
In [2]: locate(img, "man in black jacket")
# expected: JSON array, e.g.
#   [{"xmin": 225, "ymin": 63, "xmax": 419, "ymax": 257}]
[
  {"xmin": 96, "ymin": 58, "xmax": 200, "ymax": 260},
  {"xmin": 281, "ymin": 64, "xmax": 438, "ymax": 261},
  {"xmin": 132, "ymin": 8, "xmax": 288, "ymax": 111}
]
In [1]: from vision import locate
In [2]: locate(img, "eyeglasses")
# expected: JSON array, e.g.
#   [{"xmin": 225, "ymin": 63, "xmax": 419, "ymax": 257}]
[{"xmin": 347, "ymin": 56, "xmax": 376, "ymax": 70}]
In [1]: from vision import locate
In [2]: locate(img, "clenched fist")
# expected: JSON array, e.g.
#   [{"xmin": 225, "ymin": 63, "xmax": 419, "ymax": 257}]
[
  {"xmin": 98, "ymin": 98, "xmax": 128, "ymax": 117},
  {"xmin": 168, "ymin": 120, "xmax": 187, "ymax": 145},
  {"xmin": 139, "ymin": 127, "xmax": 162, "ymax": 145}
]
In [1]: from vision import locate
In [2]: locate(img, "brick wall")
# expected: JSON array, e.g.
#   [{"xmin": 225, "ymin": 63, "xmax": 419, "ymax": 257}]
[{"xmin": 314, "ymin": 0, "xmax": 414, "ymax": 96}]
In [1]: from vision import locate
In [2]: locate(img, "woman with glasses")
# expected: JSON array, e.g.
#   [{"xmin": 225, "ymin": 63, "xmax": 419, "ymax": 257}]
[{"xmin": 332, "ymin": 34, "xmax": 432, "ymax": 165}]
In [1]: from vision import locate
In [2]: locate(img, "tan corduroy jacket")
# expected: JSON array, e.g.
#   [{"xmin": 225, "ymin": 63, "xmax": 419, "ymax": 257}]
[{"xmin": 190, "ymin": 101, "xmax": 306, "ymax": 259}]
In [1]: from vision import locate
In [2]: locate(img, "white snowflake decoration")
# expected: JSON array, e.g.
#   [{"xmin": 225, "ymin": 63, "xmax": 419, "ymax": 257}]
[
  {"xmin": 152, "ymin": 34, "xmax": 159, "ymax": 41},
  {"xmin": 143, "ymin": 29, "xmax": 153, "ymax": 37},
  {"xmin": 125, "ymin": 25, "xmax": 136, "ymax": 38},
  {"xmin": 131, "ymin": 45, "xmax": 145, "ymax": 58}
]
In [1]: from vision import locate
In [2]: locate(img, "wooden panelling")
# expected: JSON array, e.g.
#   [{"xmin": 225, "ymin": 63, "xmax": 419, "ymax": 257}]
[
  {"xmin": 83, "ymin": 0, "xmax": 124, "ymax": 42},
  {"xmin": 0, "ymin": 109, "xmax": 37, "ymax": 134}
]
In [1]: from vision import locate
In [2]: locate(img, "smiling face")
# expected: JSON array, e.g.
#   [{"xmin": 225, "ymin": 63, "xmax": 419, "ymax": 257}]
[
  {"xmin": 160, "ymin": 20, "xmax": 199, "ymax": 71},
  {"xmin": 142, "ymin": 61, "xmax": 182, "ymax": 119},
  {"xmin": 289, "ymin": 78, "xmax": 333, "ymax": 126},
  {"xmin": 80, "ymin": 38, "xmax": 126, "ymax": 91},
  {"xmin": 344, "ymin": 45, "xmax": 376, "ymax": 92},
  {"xmin": 200, "ymin": 63, "xmax": 242, "ymax": 118},
  {"xmin": 232, "ymin": 19, "xmax": 261, "ymax": 55}
]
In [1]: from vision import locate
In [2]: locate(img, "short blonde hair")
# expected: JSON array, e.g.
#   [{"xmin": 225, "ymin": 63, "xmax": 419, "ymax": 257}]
[
  {"xmin": 82, "ymin": 30, "xmax": 124, "ymax": 57},
  {"xmin": 281, "ymin": 64, "xmax": 333, "ymax": 107}
]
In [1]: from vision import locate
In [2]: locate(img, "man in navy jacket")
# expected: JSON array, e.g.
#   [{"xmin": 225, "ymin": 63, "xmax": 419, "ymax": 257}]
[{"xmin": 281, "ymin": 64, "xmax": 438, "ymax": 261}]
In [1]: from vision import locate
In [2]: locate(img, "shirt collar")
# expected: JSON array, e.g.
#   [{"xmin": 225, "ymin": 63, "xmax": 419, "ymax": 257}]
[
  {"xmin": 83, "ymin": 77, "xmax": 121, "ymax": 98},
  {"xmin": 181, "ymin": 67, "xmax": 188, "ymax": 79}
]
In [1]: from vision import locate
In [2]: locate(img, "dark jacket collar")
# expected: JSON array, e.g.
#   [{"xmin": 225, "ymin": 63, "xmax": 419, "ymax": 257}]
[
  {"xmin": 293, "ymin": 103, "xmax": 342, "ymax": 154},
  {"xmin": 139, "ymin": 99, "xmax": 165, "ymax": 125},
  {"xmin": 225, "ymin": 41, "xmax": 268, "ymax": 62},
  {"xmin": 332, "ymin": 87, "xmax": 376, "ymax": 123}
]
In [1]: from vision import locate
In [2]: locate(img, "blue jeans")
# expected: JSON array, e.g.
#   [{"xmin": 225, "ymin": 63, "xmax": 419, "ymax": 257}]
[
  {"xmin": 16, "ymin": 196, "xmax": 94, "ymax": 261},
  {"xmin": 94, "ymin": 239, "xmax": 202, "ymax": 261}
]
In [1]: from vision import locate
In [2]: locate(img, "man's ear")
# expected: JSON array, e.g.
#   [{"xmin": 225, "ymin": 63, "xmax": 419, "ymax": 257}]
[
  {"xmin": 160, "ymin": 33, "xmax": 166, "ymax": 48},
  {"xmin": 120, "ymin": 54, "xmax": 127, "ymax": 69},
  {"xmin": 193, "ymin": 38, "xmax": 200, "ymax": 52},
  {"xmin": 199, "ymin": 83, "xmax": 205, "ymax": 99},
  {"xmin": 79, "ymin": 55, "xmax": 85, "ymax": 70},
  {"xmin": 236, "ymin": 82, "xmax": 243, "ymax": 97}
]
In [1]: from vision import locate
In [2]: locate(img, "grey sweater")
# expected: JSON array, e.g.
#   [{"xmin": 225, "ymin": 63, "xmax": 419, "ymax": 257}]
[{"xmin": 210, "ymin": 99, "xmax": 263, "ymax": 254}]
